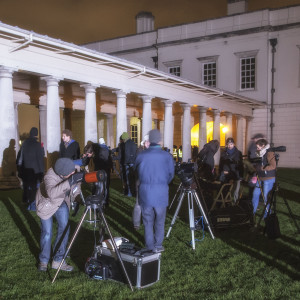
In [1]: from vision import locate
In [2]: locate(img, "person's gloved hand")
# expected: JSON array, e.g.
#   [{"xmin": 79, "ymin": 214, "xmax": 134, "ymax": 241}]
[{"xmin": 68, "ymin": 172, "xmax": 84, "ymax": 186}]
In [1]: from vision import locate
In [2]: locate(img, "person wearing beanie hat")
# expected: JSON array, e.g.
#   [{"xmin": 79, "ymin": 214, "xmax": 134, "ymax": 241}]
[
  {"xmin": 134, "ymin": 130, "xmax": 174, "ymax": 253},
  {"xmin": 35, "ymin": 157, "xmax": 82, "ymax": 272},
  {"xmin": 148, "ymin": 129, "xmax": 161, "ymax": 145},
  {"xmin": 16, "ymin": 126, "xmax": 44, "ymax": 211},
  {"xmin": 119, "ymin": 132, "xmax": 137, "ymax": 197}
]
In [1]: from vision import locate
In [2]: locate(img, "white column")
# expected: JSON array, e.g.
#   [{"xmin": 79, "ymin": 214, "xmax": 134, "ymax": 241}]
[
  {"xmin": 98, "ymin": 118, "xmax": 105, "ymax": 139},
  {"xmin": 182, "ymin": 104, "xmax": 192, "ymax": 162},
  {"xmin": 0, "ymin": 67, "xmax": 16, "ymax": 173},
  {"xmin": 236, "ymin": 115, "xmax": 244, "ymax": 153},
  {"xmin": 42, "ymin": 76, "xmax": 61, "ymax": 154},
  {"xmin": 105, "ymin": 113, "xmax": 114, "ymax": 148},
  {"xmin": 39, "ymin": 105, "xmax": 47, "ymax": 156},
  {"xmin": 82, "ymin": 84, "xmax": 98, "ymax": 144},
  {"xmin": 246, "ymin": 116, "xmax": 253, "ymax": 153},
  {"xmin": 224, "ymin": 112, "xmax": 233, "ymax": 140},
  {"xmin": 141, "ymin": 95, "xmax": 153, "ymax": 138},
  {"xmin": 163, "ymin": 100, "xmax": 174, "ymax": 151},
  {"xmin": 114, "ymin": 90, "xmax": 128, "ymax": 146},
  {"xmin": 198, "ymin": 107, "xmax": 207, "ymax": 151},
  {"xmin": 213, "ymin": 109, "xmax": 221, "ymax": 165}
]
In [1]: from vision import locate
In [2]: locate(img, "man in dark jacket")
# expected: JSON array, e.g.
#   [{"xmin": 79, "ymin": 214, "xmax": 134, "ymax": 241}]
[
  {"xmin": 17, "ymin": 127, "xmax": 44, "ymax": 210},
  {"xmin": 93, "ymin": 138, "xmax": 113, "ymax": 206},
  {"xmin": 119, "ymin": 132, "xmax": 137, "ymax": 197},
  {"xmin": 59, "ymin": 129, "xmax": 80, "ymax": 160},
  {"xmin": 134, "ymin": 129, "xmax": 174, "ymax": 253}
]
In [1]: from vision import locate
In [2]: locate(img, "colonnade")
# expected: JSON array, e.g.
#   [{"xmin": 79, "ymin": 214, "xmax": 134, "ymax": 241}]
[{"xmin": 0, "ymin": 66, "xmax": 252, "ymax": 175}]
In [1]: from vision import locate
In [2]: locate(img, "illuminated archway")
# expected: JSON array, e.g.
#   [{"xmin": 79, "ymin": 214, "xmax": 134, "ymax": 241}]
[{"xmin": 191, "ymin": 122, "xmax": 228, "ymax": 147}]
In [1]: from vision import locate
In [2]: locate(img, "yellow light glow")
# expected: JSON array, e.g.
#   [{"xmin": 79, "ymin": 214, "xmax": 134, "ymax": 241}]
[{"xmin": 191, "ymin": 122, "xmax": 226, "ymax": 147}]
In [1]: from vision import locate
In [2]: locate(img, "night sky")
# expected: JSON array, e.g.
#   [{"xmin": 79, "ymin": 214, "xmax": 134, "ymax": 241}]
[{"xmin": 0, "ymin": 0, "xmax": 300, "ymax": 45}]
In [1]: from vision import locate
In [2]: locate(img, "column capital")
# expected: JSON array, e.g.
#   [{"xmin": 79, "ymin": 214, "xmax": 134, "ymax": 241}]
[
  {"xmin": 81, "ymin": 84, "xmax": 99, "ymax": 93},
  {"xmin": 181, "ymin": 103, "xmax": 191, "ymax": 111},
  {"xmin": 113, "ymin": 89, "xmax": 128, "ymax": 97},
  {"xmin": 245, "ymin": 116, "xmax": 254, "ymax": 121},
  {"xmin": 198, "ymin": 106, "xmax": 208, "ymax": 113},
  {"xmin": 162, "ymin": 99, "xmax": 175, "ymax": 107},
  {"xmin": 0, "ymin": 66, "xmax": 17, "ymax": 78},
  {"xmin": 213, "ymin": 109, "xmax": 221, "ymax": 115},
  {"xmin": 140, "ymin": 95, "xmax": 153, "ymax": 103},
  {"xmin": 103, "ymin": 113, "xmax": 113, "ymax": 119},
  {"xmin": 235, "ymin": 114, "xmax": 243, "ymax": 120},
  {"xmin": 224, "ymin": 112, "xmax": 233, "ymax": 117},
  {"xmin": 41, "ymin": 76, "xmax": 62, "ymax": 86}
]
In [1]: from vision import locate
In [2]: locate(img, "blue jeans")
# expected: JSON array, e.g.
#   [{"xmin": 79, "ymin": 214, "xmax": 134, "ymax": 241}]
[
  {"xmin": 252, "ymin": 177, "xmax": 275, "ymax": 218},
  {"xmin": 141, "ymin": 206, "xmax": 166, "ymax": 250},
  {"xmin": 39, "ymin": 202, "xmax": 69, "ymax": 263}
]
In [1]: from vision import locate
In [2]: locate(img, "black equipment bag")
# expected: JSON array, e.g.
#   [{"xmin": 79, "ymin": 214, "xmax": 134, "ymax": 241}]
[
  {"xmin": 85, "ymin": 257, "xmax": 112, "ymax": 280},
  {"xmin": 209, "ymin": 197, "xmax": 253, "ymax": 229},
  {"xmin": 264, "ymin": 213, "xmax": 281, "ymax": 239}
]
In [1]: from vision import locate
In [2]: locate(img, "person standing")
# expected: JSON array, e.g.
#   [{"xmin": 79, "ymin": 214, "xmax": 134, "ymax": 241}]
[
  {"xmin": 17, "ymin": 127, "xmax": 44, "ymax": 210},
  {"xmin": 36, "ymin": 158, "xmax": 83, "ymax": 272},
  {"xmin": 252, "ymin": 139, "xmax": 276, "ymax": 218},
  {"xmin": 93, "ymin": 138, "xmax": 113, "ymax": 206},
  {"xmin": 133, "ymin": 135, "xmax": 150, "ymax": 230},
  {"xmin": 119, "ymin": 132, "xmax": 137, "ymax": 197},
  {"xmin": 59, "ymin": 129, "xmax": 80, "ymax": 160},
  {"xmin": 134, "ymin": 129, "xmax": 174, "ymax": 253}
]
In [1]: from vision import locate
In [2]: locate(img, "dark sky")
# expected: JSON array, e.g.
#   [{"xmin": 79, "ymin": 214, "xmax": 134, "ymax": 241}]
[{"xmin": 0, "ymin": 0, "xmax": 300, "ymax": 45}]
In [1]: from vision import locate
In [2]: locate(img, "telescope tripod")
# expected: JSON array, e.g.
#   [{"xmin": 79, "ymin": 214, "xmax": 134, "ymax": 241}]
[
  {"xmin": 256, "ymin": 176, "xmax": 300, "ymax": 234},
  {"xmin": 52, "ymin": 195, "xmax": 133, "ymax": 291},
  {"xmin": 166, "ymin": 183, "xmax": 215, "ymax": 250}
]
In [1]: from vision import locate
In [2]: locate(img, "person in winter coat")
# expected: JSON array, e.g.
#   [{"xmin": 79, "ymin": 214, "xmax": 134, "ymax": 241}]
[
  {"xmin": 252, "ymin": 139, "xmax": 276, "ymax": 218},
  {"xmin": 219, "ymin": 137, "xmax": 243, "ymax": 202},
  {"xmin": 16, "ymin": 127, "xmax": 44, "ymax": 210},
  {"xmin": 119, "ymin": 132, "xmax": 137, "ymax": 197},
  {"xmin": 59, "ymin": 129, "xmax": 80, "ymax": 160},
  {"xmin": 134, "ymin": 129, "xmax": 174, "ymax": 253},
  {"xmin": 36, "ymin": 158, "xmax": 83, "ymax": 272}
]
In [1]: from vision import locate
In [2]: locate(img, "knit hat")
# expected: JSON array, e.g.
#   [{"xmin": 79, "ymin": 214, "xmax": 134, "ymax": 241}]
[
  {"xmin": 252, "ymin": 133, "xmax": 264, "ymax": 140},
  {"xmin": 149, "ymin": 129, "xmax": 161, "ymax": 144},
  {"xmin": 29, "ymin": 127, "xmax": 38, "ymax": 138},
  {"xmin": 99, "ymin": 137, "xmax": 105, "ymax": 144},
  {"xmin": 121, "ymin": 132, "xmax": 129, "ymax": 141},
  {"xmin": 54, "ymin": 158, "xmax": 75, "ymax": 176}
]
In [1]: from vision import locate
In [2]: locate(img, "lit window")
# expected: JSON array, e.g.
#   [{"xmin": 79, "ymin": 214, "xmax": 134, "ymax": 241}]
[
  {"xmin": 169, "ymin": 66, "xmax": 181, "ymax": 77},
  {"xmin": 203, "ymin": 62, "xmax": 216, "ymax": 87},
  {"xmin": 130, "ymin": 124, "xmax": 138, "ymax": 144},
  {"xmin": 240, "ymin": 57, "xmax": 255, "ymax": 90}
]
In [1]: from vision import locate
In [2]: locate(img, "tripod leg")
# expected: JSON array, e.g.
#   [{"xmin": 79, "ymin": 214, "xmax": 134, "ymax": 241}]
[
  {"xmin": 97, "ymin": 207, "xmax": 134, "ymax": 291},
  {"xmin": 282, "ymin": 196, "xmax": 300, "ymax": 233},
  {"xmin": 166, "ymin": 192, "xmax": 185, "ymax": 238},
  {"xmin": 169, "ymin": 183, "xmax": 182, "ymax": 210},
  {"xmin": 193, "ymin": 191, "xmax": 215, "ymax": 240},
  {"xmin": 188, "ymin": 192, "xmax": 196, "ymax": 250},
  {"xmin": 52, "ymin": 206, "xmax": 90, "ymax": 284}
]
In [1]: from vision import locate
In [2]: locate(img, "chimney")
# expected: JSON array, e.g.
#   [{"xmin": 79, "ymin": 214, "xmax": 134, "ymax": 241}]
[
  {"xmin": 227, "ymin": 0, "xmax": 248, "ymax": 15},
  {"xmin": 136, "ymin": 11, "xmax": 155, "ymax": 34}
]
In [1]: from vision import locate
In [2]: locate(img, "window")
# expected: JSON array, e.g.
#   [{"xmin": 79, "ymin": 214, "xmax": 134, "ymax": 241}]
[
  {"xmin": 234, "ymin": 50, "xmax": 258, "ymax": 91},
  {"xmin": 168, "ymin": 66, "xmax": 181, "ymax": 77},
  {"xmin": 163, "ymin": 60, "xmax": 183, "ymax": 77},
  {"xmin": 197, "ymin": 55, "xmax": 218, "ymax": 87},
  {"xmin": 240, "ymin": 57, "xmax": 255, "ymax": 90},
  {"xmin": 202, "ymin": 62, "xmax": 216, "ymax": 87},
  {"xmin": 130, "ymin": 124, "xmax": 138, "ymax": 144}
]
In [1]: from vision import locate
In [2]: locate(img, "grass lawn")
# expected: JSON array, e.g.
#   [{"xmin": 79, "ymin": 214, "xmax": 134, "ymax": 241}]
[{"xmin": 0, "ymin": 168, "xmax": 299, "ymax": 299}]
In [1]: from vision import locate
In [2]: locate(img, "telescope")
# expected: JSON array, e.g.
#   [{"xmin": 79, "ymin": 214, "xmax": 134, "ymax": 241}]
[{"xmin": 267, "ymin": 146, "xmax": 286, "ymax": 152}]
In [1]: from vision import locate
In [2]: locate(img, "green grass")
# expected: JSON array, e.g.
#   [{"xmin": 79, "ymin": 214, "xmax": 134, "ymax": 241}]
[{"xmin": 0, "ymin": 168, "xmax": 300, "ymax": 299}]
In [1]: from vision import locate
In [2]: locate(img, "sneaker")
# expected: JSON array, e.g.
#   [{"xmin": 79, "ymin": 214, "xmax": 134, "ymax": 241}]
[
  {"xmin": 38, "ymin": 262, "xmax": 48, "ymax": 272},
  {"xmin": 153, "ymin": 246, "xmax": 165, "ymax": 253},
  {"xmin": 51, "ymin": 261, "xmax": 73, "ymax": 272}
]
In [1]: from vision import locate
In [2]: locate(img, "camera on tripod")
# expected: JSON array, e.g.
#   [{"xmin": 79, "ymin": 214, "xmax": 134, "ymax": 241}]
[{"xmin": 175, "ymin": 161, "xmax": 197, "ymax": 187}]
